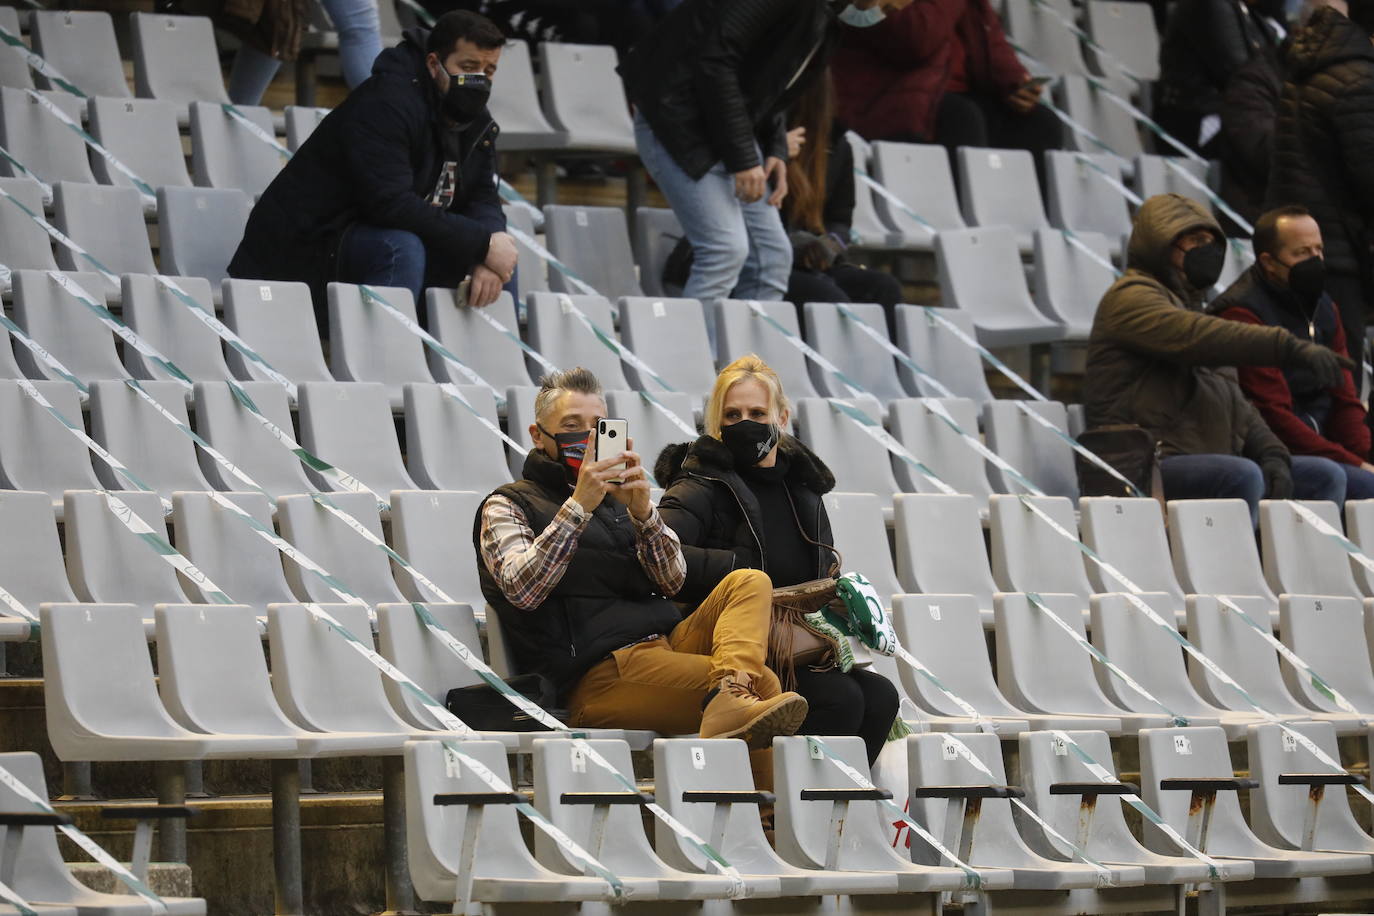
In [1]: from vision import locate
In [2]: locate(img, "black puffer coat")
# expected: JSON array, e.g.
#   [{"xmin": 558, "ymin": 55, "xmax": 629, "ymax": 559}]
[
  {"xmin": 1155, "ymin": 0, "xmax": 1275, "ymax": 115},
  {"xmin": 1267, "ymin": 6, "xmax": 1374, "ymax": 276},
  {"xmin": 618, "ymin": 0, "xmax": 836, "ymax": 179},
  {"xmin": 655, "ymin": 434, "xmax": 836, "ymax": 606}
]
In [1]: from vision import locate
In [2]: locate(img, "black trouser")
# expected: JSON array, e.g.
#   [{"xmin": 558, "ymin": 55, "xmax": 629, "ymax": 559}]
[
  {"xmin": 791, "ymin": 665, "xmax": 899, "ymax": 766},
  {"xmin": 786, "ymin": 262, "xmax": 905, "ymax": 335},
  {"xmin": 1327, "ymin": 269, "xmax": 1369, "ymax": 395},
  {"xmin": 931, "ymin": 91, "xmax": 1064, "ymax": 183}
]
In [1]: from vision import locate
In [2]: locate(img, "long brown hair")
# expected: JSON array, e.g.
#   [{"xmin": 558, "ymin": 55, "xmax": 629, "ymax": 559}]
[{"xmin": 784, "ymin": 69, "xmax": 835, "ymax": 236}]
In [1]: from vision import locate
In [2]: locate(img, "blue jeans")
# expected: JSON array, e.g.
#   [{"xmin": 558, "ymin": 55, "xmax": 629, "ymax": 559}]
[
  {"xmin": 1338, "ymin": 462, "xmax": 1374, "ymax": 500},
  {"xmin": 1160, "ymin": 453, "xmax": 1347, "ymax": 524},
  {"xmin": 228, "ymin": 0, "xmax": 383, "ymax": 103},
  {"xmin": 337, "ymin": 223, "xmax": 426, "ymax": 305},
  {"xmin": 633, "ymin": 110, "xmax": 791, "ymax": 303}
]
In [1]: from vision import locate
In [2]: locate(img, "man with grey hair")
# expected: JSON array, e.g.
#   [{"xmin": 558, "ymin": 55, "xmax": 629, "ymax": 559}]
[{"xmin": 475, "ymin": 367, "xmax": 807, "ymax": 746}]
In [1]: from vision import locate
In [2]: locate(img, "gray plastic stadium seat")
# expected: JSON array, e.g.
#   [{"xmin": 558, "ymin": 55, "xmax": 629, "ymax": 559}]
[
  {"xmin": 1134, "ymin": 154, "xmax": 1211, "ymax": 211},
  {"xmin": 618, "ymin": 297, "xmax": 715, "ymax": 396},
  {"xmin": 404, "ymin": 384, "xmax": 513, "ymax": 494},
  {"xmin": 11, "ymin": 269, "xmax": 130, "ymax": 384},
  {"xmin": 424, "ymin": 290, "xmax": 534, "ymax": 391},
  {"xmin": 909, "ymin": 732, "xmax": 1146, "ymax": 888},
  {"xmin": 888, "ymin": 398, "xmax": 993, "ymax": 500},
  {"xmin": 989, "ymin": 494, "xmax": 1091, "ymax": 597},
  {"xmin": 0, "ymin": 751, "xmax": 206, "ymax": 914},
  {"xmin": 193, "ymin": 380, "xmax": 316, "ymax": 494},
  {"xmin": 284, "ymin": 105, "xmax": 329, "ymax": 151},
  {"xmin": 632, "ymin": 207, "xmax": 684, "ymax": 298},
  {"xmin": 0, "ymin": 7, "xmax": 33, "ymax": 91},
  {"xmin": 531, "ymin": 737, "xmax": 743, "ymax": 899},
  {"xmin": 223, "ymin": 278, "xmax": 333, "ymax": 386},
  {"xmin": 1057, "ymin": 74, "xmax": 1143, "ymax": 160},
  {"xmin": 172, "ymin": 491, "xmax": 294, "ymax": 608},
  {"xmin": 404, "ymin": 739, "xmax": 618, "ymax": 908},
  {"xmin": 504, "ymin": 203, "xmax": 548, "ymax": 299},
  {"xmin": 328, "ymin": 283, "xmax": 432, "ymax": 407},
  {"xmin": 390, "ymin": 491, "xmax": 495, "ymax": 611},
  {"xmin": 983, "ymin": 400, "xmax": 1078, "ymax": 499},
  {"xmin": 713, "ymin": 299, "xmax": 819, "ymax": 397},
  {"xmin": 996, "ymin": 591, "xmax": 1173, "ymax": 730},
  {"xmin": 30, "ymin": 11, "xmax": 130, "ymax": 98},
  {"xmin": 935, "ymin": 228, "xmax": 1067, "ymax": 346},
  {"xmin": 297, "ymin": 381, "xmax": 417, "ymax": 495},
  {"xmin": 871, "ymin": 140, "xmax": 965, "ymax": 249},
  {"xmin": 502, "ymin": 385, "xmax": 540, "ymax": 478},
  {"xmin": 795, "ymin": 397, "xmax": 899, "ymax": 504},
  {"xmin": 1084, "ymin": 1, "xmax": 1161, "ymax": 83},
  {"xmin": 803, "ymin": 302, "xmax": 910, "ymax": 406},
  {"xmin": 130, "ymin": 13, "xmax": 229, "ymax": 106},
  {"xmin": 773, "ymin": 735, "xmax": 1009, "ymax": 891},
  {"xmin": 52, "ymin": 181, "xmax": 156, "ymax": 278},
  {"xmin": 1002, "ymin": 0, "xmax": 1091, "ymax": 77},
  {"xmin": 541, "ymin": 205, "xmax": 643, "ymax": 300},
  {"xmin": 1247, "ymin": 721, "xmax": 1374, "ymax": 854},
  {"xmin": 376, "ymin": 602, "xmax": 485, "ymax": 729},
  {"xmin": 190, "ymin": 101, "xmax": 283, "ymax": 196},
  {"xmin": 845, "ymin": 131, "xmax": 906, "ymax": 249},
  {"xmin": 892, "ymin": 305, "xmax": 995, "ymax": 403},
  {"xmin": 1019, "ymin": 730, "xmax": 1253, "ymax": 885},
  {"xmin": 526, "ymin": 292, "xmax": 630, "ymax": 389},
  {"xmin": 158, "ymin": 186, "xmax": 252, "ymax": 288},
  {"xmin": 605, "ymin": 390, "xmax": 697, "ymax": 482},
  {"xmin": 1278, "ymin": 595, "xmax": 1374, "ymax": 716},
  {"xmin": 1215, "ymin": 240, "xmax": 1254, "ymax": 298},
  {"xmin": 957, "ymin": 147, "xmax": 1049, "ymax": 251},
  {"xmin": 1139, "ymin": 725, "xmax": 1371, "ymax": 877},
  {"xmin": 824, "ymin": 492, "xmax": 900, "ymax": 599},
  {"xmin": 0, "ymin": 381, "xmax": 102, "ymax": 509},
  {"xmin": 1347, "ymin": 499, "xmax": 1374, "ymax": 596},
  {"xmin": 485, "ymin": 39, "xmax": 564, "ymax": 152},
  {"xmin": 1044, "ymin": 150, "xmax": 1132, "ymax": 243},
  {"xmin": 1080, "ymin": 496, "xmax": 1187, "ymax": 616},
  {"xmin": 535, "ymin": 43, "xmax": 636, "ymax": 155},
  {"xmin": 1259, "ymin": 499, "xmax": 1360, "ymax": 599},
  {"xmin": 0, "ymin": 491, "xmax": 77, "ymax": 640},
  {"xmin": 89, "ymin": 379, "xmax": 213, "ymax": 498},
  {"xmin": 1031, "ymin": 227, "xmax": 1115, "ymax": 338},
  {"xmin": 0, "ymin": 88, "xmax": 94, "ymax": 186},
  {"xmin": 1169, "ymin": 499, "xmax": 1277, "ymax": 602},
  {"xmin": 87, "ymin": 96, "xmax": 192, "ymax": 190},
  {"xmin": 0, "ymin": 177, "xmax": 57, "ymax": 271},
  {"xmin": 277, "ymin": 491, "xmax": 406, "ymax": 606},
  {"xmin": 893, "ymin": 493, "xmax": 998, "ymax": 623},
  {"xmin": 121, "ymin": 274, "xmax": 233, "ymax": 382},
  {"xmin": 0, "ymin": 321, "xmax": 20, "ymax": 380}
]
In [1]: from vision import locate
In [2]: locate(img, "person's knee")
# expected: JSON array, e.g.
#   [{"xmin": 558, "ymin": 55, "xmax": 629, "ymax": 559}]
[
  {"xmin": 1292, "ymin": 456, "xmax": 1346, "ymax": 503},
  {"xmin": 861, "ymin": 670, "xmax": 899, "ymax": 721},
  {"xmin": 693, "ymin": 234, "xmax": 750, "ymax": 279},
  {"xmin": 721, "ymin": 567, "xmax": 771, "ymax": 600}
]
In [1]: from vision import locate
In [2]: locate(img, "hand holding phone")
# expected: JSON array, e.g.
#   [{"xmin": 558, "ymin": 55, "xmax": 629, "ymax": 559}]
[{"xmin": 594, "ymin": 417, "xmax": 629, "ymax": 485}]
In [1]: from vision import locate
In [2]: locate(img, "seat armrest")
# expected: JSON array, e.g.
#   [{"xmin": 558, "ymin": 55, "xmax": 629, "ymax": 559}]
[
  {"xmin": 1048, "ymin": 781, "xmax": 1139, "ymax": 796},
  {"xmin": 0, "ymin": 811, "xmax": 73, "ymax": 826},
  {"xmin": 681, "ymin": 790, "xmax": 775, "ymax": 805},
  {"xmin": 800, "ymin": 788, "xmax": 893, "ymax": 802},
  {"xmin": 433, "ymin": 792, "xmax": 522, "ymax": 806},
  {"xmin": 1159, "ymin": 778, "xmax": 1258, "ymax": 792},
  {"xmin": 559, "ymin": 791, "xmax": 654, "ymax": 806},
  {"xmin": 911, "ymin": 785, "xmax": 1026, "ymax": 799},
  {"xmin": 1276, "ymin": 773, "xmax": 1362, "ymax": 787}
]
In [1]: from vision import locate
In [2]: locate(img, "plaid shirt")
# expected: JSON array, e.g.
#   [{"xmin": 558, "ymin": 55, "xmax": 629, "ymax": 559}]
[{"xmin": 478, "ymin": 494, "xmax": 686, "ymax": 610}]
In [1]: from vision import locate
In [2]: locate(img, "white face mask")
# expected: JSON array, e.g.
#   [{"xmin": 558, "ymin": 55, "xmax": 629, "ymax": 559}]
[{"xmin": 837, "ymin": 2, "xmax": 886, "ymax": 26}]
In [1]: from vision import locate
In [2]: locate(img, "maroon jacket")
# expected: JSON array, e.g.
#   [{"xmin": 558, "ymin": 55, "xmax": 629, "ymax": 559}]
[{"xmin": 832, "ymin": 0, "xmax": 1027, "ymax": 141}]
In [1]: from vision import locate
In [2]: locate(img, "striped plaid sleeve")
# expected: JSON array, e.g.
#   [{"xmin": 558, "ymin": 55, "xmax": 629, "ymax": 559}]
[
  {"xmin": 630, "ymin": 505, "xmax": 687, "ymax": 597},
  {"xmin": 478, "ymin": 493, "xmax": 591, "ymax": 610}
]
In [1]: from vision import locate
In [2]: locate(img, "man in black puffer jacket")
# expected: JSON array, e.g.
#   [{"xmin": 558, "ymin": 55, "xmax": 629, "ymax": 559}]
[
  {"xmin": 229, "ymin": 11, "xmax": 516, "ymax": 323},
  {"xmin": 1267, "ymin": 0, "xmax": 1374, "ymax": 370}
]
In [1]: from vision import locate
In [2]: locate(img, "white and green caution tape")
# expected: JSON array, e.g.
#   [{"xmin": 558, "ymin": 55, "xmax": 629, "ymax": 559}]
[
  {"xmin": 103, "ymin": 489, "xmax": 236, "ymax": 603},
  {"xmin": 467, "ymin": 297, "xmax": 559, "ymax": 374},
  {"xmin": 1062, "ymin": 227, "xmax": 1123, "ymax": 278},
  {"xmin": 1152, "ymin": 152, "xmax": 1255, "ymax": 235},
  {"xmin": 1070, "ymin": 150, "xmax": 1141, "ymax": 205},
  {"xmin": 496, "ymin": 177, "xmax": 543, "ymax": 225},
  {"xmin": 0, "ymin": 180, "xmax": 120, "ymax": 287},
  {"xmin": 1011, "ymin": 400, "xmax": 1144, "ymax": 497},
  {"xmin": 25, "ymin": 89, "xmax": 156, "ymax": 203},
  {"xmin": 393, "ymin": 0, "xmax": 436, "ymax": 26},
  {"xmin": 850, "ymin": 168, "xmax": 937, "ymax": 235},
  {"xmin": 0, "ymin": 141, "xmax": 51, "ymax": 202},
  {"xmin": 0, "ymin": 878, "xmax": 37, "ymax": 916},
  {"xmin": 220, "ymin": 102, "xmax": 291, "ymax": 158},
  {"xmin": 0, "ymin": 308, "xmax": 89, "ymax": 393},
  {"xmin": 1079, "ymin": 74, "xmax": 1207, "ymax": 167},
  {"xmin": 0, "ymin": 23, "xmax": 85, "ymax": 97},
  {"xmin": 507, "ymin": 225, "xmax": 601, "ymax": 297},
  {"xmin": 1025, "ymin": 0, "xmax": 1146, "ymax": 84},
  {"xmin": 920, "ymin": 306, "xmax": 1047, "ymax": 401}
]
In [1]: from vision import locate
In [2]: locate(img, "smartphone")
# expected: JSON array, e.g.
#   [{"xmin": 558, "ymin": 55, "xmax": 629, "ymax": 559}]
[
  {"xmin": 594, "ymin": 417, "xmax": 629, "ymax": 484},
  {"xmin": 1025, "ymin": 75, "xmax": 1053, "ymax": 89}
]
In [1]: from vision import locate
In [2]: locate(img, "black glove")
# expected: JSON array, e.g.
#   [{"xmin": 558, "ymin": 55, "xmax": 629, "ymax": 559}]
[
  {"xmin": 1260, "ymin": 453, "xmax": 1293, "ymax": 500},
  {"xmin": 1282, "ymin": 337, "xmax": 1358, "ymax": 389}
]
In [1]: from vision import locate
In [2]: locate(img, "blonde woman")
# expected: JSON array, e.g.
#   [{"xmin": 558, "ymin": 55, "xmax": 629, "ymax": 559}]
[{"xmin": 656, "ymin": 355, "xmax": 899, "ymax": 765}]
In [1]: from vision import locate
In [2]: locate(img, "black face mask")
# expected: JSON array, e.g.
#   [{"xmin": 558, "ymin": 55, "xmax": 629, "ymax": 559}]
[
  {"xmin": 1286, "ymin": 255, "xmax": 1326, "ymax": 309},
  {"xmin": 1181, "ymin": 240, "xmax": 1225, "ymax": 290},
  {"xmin": 440, "ymin": 70, "xmax": 491, "ymax": 123},
  {"xmin": 537, "ymin": 424, "xmax": 589, "ymax": 485},
  {"xmin": 719, "ymin": 419, "xmax": 780, "ymax": 469}
]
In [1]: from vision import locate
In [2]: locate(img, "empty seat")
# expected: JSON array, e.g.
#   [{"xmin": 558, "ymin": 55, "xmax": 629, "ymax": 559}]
[
  {"xmin": 1168, "ymin": 499, "xmax": 1277, "ymax": 601},
  {"xmin": 957, "ymin": 147, "xmax": 1049, "ymax": 250},
  {"xmin": 87, "ymin": 96, "xmax": 192, "ymax": 190},
  {"xmin": 0, "ymin": 7, "xmax": 33, "ymax": 91},
  {"xmin": 284, "ymin": 104, "xmax": 329, "ymax": 151},
  {"xmin": 222, "ymin": 278, "xmax": 334, "ymax": 386},
  {"xmin": 11, "ymin": 268, "xmax": 129, "ymax": 383},
  {"xmin": 504, "ymin": 203, "xmax": 549, "ymax": 300},
  {"xmin": 632, "ymin": 207, "xmax": 684, "ymax": 298},
  {"xmin": 485, "ymin": 39, "xmax": 564, "ymax": 151},
  {"xmin": 1084, "ymin": 1, "xmax": 1161, "ymax": 83},
  {"xmin": 172, "ymin": 490, "xmax": 294, "ymax": 608},
  {"xmin": 0, "ymin": 177, "xmax": 57, "ymax": 271},
  {"xmin": 192, "ymin": 380, "xmax": 317, "ymax": 495},
  {"xmin": 390, "ymin": 490, "xmax": 493, "ymax": 610},
  {"xmin": 888, "ymin": 398, "xmax": 993, "ymax": 500},
  {"xmin": 89, "ymin": 380, "xmax": 213, "ymax": 498},
  {"xmin": 526, "ymin": 292, "xmax": 630, "ymax": 390},
  {"xmin": 277, "ymin": 492, "xmax": 406, "ymax": 606},
  {"xmin": 536, "ymin": 43, "xmax": 636, "ymax": 155},
  {"xmin": 795, "ymin": 397, "xmax": 900, "ymax": 503},
  {"xmin": 846, "ymin": 131, "xmax": 907, "ymax": 249},
  {"xmin": 1346, "ymin": 499, "xmax": 1374, "ymax": 596},
  {"xmin": 328, "ymin": 283, "xmax": 432, "ymax": 407},
  {"xmin": 618, "ymin": 297, "xmax": 715, "ymax": 395},
  {"xmin": 1044, "ymin": 150, "xmax": 1133, "ymax": 243},
  {"xmin": 0, "ymin": 381, "xmax": 102, "ymax": 509},
  {"xmin": 1031, "ymin": 227, "xmax": 1116, "ymax": 338},
  {"xmin": 989, "ymin": 493, "xmax": 1092, "ymax": 597},
  {"xmin": 604, "ymin": 389, "xmax": 697, "ymax": 483},
  {"xmin": 502, "ymin": 385, "xmax": 541, "ymax": 478},
  {"xmin": 803, "ymin": 302, "xmax": 910, "ymax": 406},
  {"xmin": 30, "ymin": 10, "xmax": 130, "ymax": 98},
  {"xmin": 1135, "ymin": 154, "xmax": 1210, "ymax": 211},
  {"xmin": 1259, "ymin": 499, "xmax": 1360, "ymax": 599},
  {"xmin": 824, "ymin": 492, "xmax": 900, "ymax": 599},
  {"xmin": 542, "ymin": 205, "xmax": 643, "ymax": 300},
  {"xmin": 1080, "ymin": 496, "xmax": 1186, "ymax": 611},
  {"xmin": 871, "ymin": 140, "xmax": 965, "ymax": 249},
  {"xmin": 983, "ymin": 400, "xmax": 1078, "ymax": 499},
  {"xmin": 423, "ymin": 290, "xmax": 535, "ymax": 391},
  {"xmin": 130, "ymin": 13, "xmax": 230, "ymax": 106},
  {"xmin": 713, "ymin": 299, "xmax": 819, "ymax": 398},
  {"xmin": 1246, "ymin": 720, "xmax": 1374, "ymax": 854},
  {"xmin": 404, "ymin": 384, "xmax": 512, "ymax": 494},
  {"xmin": 1002, "ymin": 0, "xmax": 1091, "ymax": 77},
  {"xmin": 892, "ymin": 305, "xmax": 994, "ymax": 403},
  {"xmin": 893, "ymin": 493, "xmax": 998, "ymax": 622},
  {"xmin": 0, "ymin": 490, "xmax": 76, "ymax": 639},
  {"xmin": 158, "ymin": 186, "xmax": 253, "ymax": 287},
  {"xmin": 935, "ymin": 228, "xmax": 1067, "ymax": 346},
  {"xmin": 0, "ymin": 88, "xmax": 94, "ymax": 186},
  {"xmin": 63, "ymin": 489, "xmax": 190, "ymax": 618},
  {"xmin": 51, "ymin": 181, "xmax": 156, "ymax": 278},
  {"xmin": 190, "ymin": 100, "xmax": 284, "ymax": 196},
  {"xmin": 1278, "ymin": 595, "xmax": 1374, "ymax": 716},
  {"xmin": 376, "ymin": 602, "xmax": 487, "ymax": 728},
  {"xmin": 121, "ymin": 274, "xmax": 234, "ymax": 382},
  {"xmin": 1057, "ymin": 74, "xmax": 1142, "ymax": 160},
  {"xmin": 297, "ymin": 382, "xmax": 416, "ymax": 496}
]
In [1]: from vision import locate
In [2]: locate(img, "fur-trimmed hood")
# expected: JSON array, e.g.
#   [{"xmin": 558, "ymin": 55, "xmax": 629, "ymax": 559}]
[{"xmin": 654, "ymin": 433, "xmax": 836, "ymax": 493}]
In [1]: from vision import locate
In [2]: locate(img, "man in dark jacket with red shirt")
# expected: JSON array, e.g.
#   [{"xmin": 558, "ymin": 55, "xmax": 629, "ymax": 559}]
[{"xmin": 1212, "ymin": 205, "xmax": 1374, "ymax": 500}]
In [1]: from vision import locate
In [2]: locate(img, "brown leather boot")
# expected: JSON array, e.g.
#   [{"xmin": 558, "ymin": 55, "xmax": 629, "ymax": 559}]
[{"xmin": 699, "ymin": 671, "xmax": 808, "ymax": 749}]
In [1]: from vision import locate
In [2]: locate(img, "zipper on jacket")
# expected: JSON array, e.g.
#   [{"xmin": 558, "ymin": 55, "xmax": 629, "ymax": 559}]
[{"xmin": 689, "ymin": 470, "xmax": 766, "ymax": 574}]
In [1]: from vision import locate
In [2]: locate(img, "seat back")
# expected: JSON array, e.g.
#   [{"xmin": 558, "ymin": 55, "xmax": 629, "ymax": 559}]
[
  {"xmin": 1044, "ymin": 150, "xmax": 1132, "ymax": 239},
  {"xmin": 1278, "ymin": 594, "xmax": 1374, "ymax": 713},
  {"xmin": 327, "ymin": 283, "xmax": 432, "ymax": 401},
  {"xmin": 297, "ymin": 381, "xmax": 415, "ymax": 496},
  {"xmin": 223, "ymin": 278, "xmax": 333, "ymax": 384},
  {"xmin": 172, "ymin": 490, "xmax": 294, "ymax": 607},
  {"xmin": 31, "ymin": 10, "xmax": 130, "ymax": 97},
  {"xmin": 824, "ymin": 492, "xmax": 899, "ymax": 599},
  {"xmin": 632, "ymin": 207, "xmax": 684, "ymax": 298},
  {"xmin": 0, "ymin": 491, "xmax": 77, "ymax": 615},
  {"xmin": 983, "ymin": 400, "xmax": 1078, "ymax": 500},
  {"xmin": 893, "ymin": 493, "xmax": 997, "ymax": 609},
  {"xmin": 604, "ymin": 390, "xmax": 698, "ymax": 484},
  {"xmin": 1185, "ymin": 594, "xmax": 1308, "ymax": 714},
  {"xmin": 526, "ymin": 292, "xmax": 630, "ymax": 389},
  {"xmin": 1259, "ymin": 499, "xmax": 1358, "ymax": 598},
  {"xmin": 502, "ymin": 385, "xmax": 541, "ymax": 478},
  {"xmin": 0, "ymin": 381, "xmax": 101, "ymax": 506},
  {"xmin": 1089, "ymin": 592, "xmax": 1214, "ymax": 714},
  {"xmin": 1084, "ymin": 1, "xmax": 1161, "ymax": 82},
  {"xmin": 0, "ymin": 88, "xmax": 93, "ymax": 185},
  {"xmin": 957, "ymin": 147, "xmax": 1048, "ymax": 235},
  {"xmin": 89, "ymin": 379, "xmax": 211, "ymax": 498},
  {"xmin": 989, "ymin": 494, "xmax": 1090, "ymax": 596},
  {"xmin": 0, "ymin": 7, "xmax": 33, "ymax": 90},
  {"xmin": 278, "ymin": 491, "xmax": 406, "ymax": 605},
  {"xmin": 88, "ymin": 96, "xmax": 191, "ymax": 189},
  {"xmin": 1080, "ymin": 496, "xmax": 1183, "ymax": 600},
  {"xmin": 1246, "ymin": 721, "xmax": 1372, "ymax": 851},
  {"xmin": 871, "ymin": 141, "xmax": 965, "ymax": 246},
  {"xmin": 935, "ymin": 228, "xmax": 1064, "ymax": 347},
  {"xmin": 888, "ymin": 398, "xmax": 993, "ymax": 500},
  {"xmin": 404, "ymin": 384, "xmax": 513, "ymax": 494},
  {"xmin": 1031, "ymin": 227, "xmax": 1115, "ymax": 338},
  {"xmin": 542, "ymin": 205, "xmax": 642, "ymax": 300},
  {"xmin": 390, "ymin": 490, "xmax": 490, "ymax": 610},
  {"xmin": 11, "ymin": 268, "xmax": 127, "ymax": 384},
  {"xmin": 893, "ymin": 593, "xmax": 1023, "ymax": 718},
  {"xmin": 52, "ymin": 181, "xmax": 156, "ymax": 277},
  {"xmin": 193, "ymin": 380, "xmax": 316, "ymax": 494},
  {"xmin": 284, "ymin": 105, "xmax": 329, "ymax": 151},
  {"xmin": 1139, "ymin": 726, "xmax": 1270, "ymax": 858},
  {"xmin": 485, "ymin": 39, "xmax": 561, "ymax": 149},
  {"xmin": 1134, "ymin": 154, "xmax": 1210, "ymax": 211},
  {"xmin": 995, "ymin": 591, "xmax": 1126, "ymax": 717},
  {"xmin": 714, "ymin": 299, "xmax": 819, "ymax": 398},
  {"xmin": 892, "ymin": 305, "xmax": 993, "ymax": 402},
  {"xmin": 158, "ymin": 186, "xmax": 252, "ymax": 287},
  {"xmin": 618, "ymin": 297, "xmax": 715, "ymax": 395},
  {"xmin": 1002, "ymin": 0, "xmax": 1091, "ymax": 76},
  {"xmin": 131, "ymin": 13, "xmax": 229, "ymax": 104},
  {"xmin": 377, "ymin": 602, "xmax": 483, "ymax": 728},
  {"xmin": 1057, "ymin": 74, "xmax": 1142, "ymax": 159},
  {"xmin": 1018, "ymin": 729, "xmax": 1147, "ymax": 860},
  {"xmin": 1168, "ymin": 499, "xmax": 1276, "ymax": 600},
  {"xmin": 0, "ymin": 751, "xmax": 107, "ymax": 902},
  {"xmin": 536, "ymin": 43, "xmax": 635, "ymax": 153},
  {"xmin": 803, "ymin": 301, "xmax": 909, "ymax": 405},
  {"xmin": 190, "ymin": 100, "xmax": 282, "ymax": 195},
  {"xmin": 504, "ymin": 203, "xmax": 548, "ymax": 299},
  {"xmin": 795, "ymin": 396, "xmax": 899, "ymax": 500},
  {"xmin": 0, "ymin": 177, "xmax": 57, "ymax": 270},
  {"xmin": 1344, "ymin": 499, "xmax": 1374, "ymax": 595},
  {"xmin": 424, "ymin": 290, "xmax": 534, "ymax": 389},
  {"xmin": 122, "ymin": 274, "xmax": 231, "ymax": 382},
  {"xmin": 845, "ymin": 131, "xmax": 900, "ymax": 248}
]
